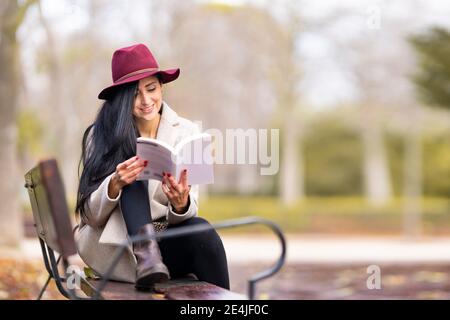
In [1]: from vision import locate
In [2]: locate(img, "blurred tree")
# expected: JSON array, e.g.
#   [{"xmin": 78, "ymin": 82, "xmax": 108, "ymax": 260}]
[
  {"xmin": 422, "ymin": 133, "xmax": 450, "ymax": 197},
  {"xmin": 302, "ymin": 111, "xmax": 450, "ymax": 198},
  {"xmin": 300, "ymin": 5, "xmax": 425, "ymax": 237},
  {"xmin": 344, "ymin": 37, "xmax": 394, "ymax": 206},
  {"xmin": 406, "ymin": 26, "xmax": 450, "ymax": 237},
  {"xmin": 274, "ymin": 6, "xmax": 304, "ymax": 205},
  {"xmin": 17, "ymin": 109, "xmax": 44, "ymax": 163},
  {"xmin": 304, "ymin": 116, "xmax": 363, "ymax": 196},
  {"xmin": 301, "ymin": 7, "xmax": 423, "ymax": 207},
  {"xmin": 37, "ymin": 1, "xmax": 79, "ymax": 196},
  {"xmin": 35, "ymin": 0, "xmax": 110, "ymax": 198},
  {"xmin": 161, "ymin": 3, "xmax": 289, "ymax": 197},
  {"xmin": 409, "ymin": 27, "xmax": 450, "ymax": 110},
  {"xmin": 345, "ymin": 19, "xmax": 419, "ymax": 235},
  {"xmin": 0, "ymin": 0, "xmax": 39, "ymax": 246}
]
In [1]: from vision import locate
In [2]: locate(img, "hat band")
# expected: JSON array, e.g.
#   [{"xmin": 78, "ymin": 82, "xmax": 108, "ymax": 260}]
[{"xmin": 115, "ymin": 67, "xmax": 159, "ymax": 83}]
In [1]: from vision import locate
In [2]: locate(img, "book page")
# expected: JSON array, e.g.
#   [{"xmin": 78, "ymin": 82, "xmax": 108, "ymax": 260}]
[
  {"xmin": 175, "ymin": 133, "xmax": 214, "ymax": 185},
  {"xmin": 136, "ymin": 138, "xmax": 176, "ymax": 181}
]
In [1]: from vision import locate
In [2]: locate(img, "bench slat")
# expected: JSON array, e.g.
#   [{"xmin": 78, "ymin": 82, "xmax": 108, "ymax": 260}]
[
  {"xmin": 80, "ymin": 278, "xmax": 246, "ymax": 300},
  {"xmin": 155, "ymin": 279, "xmax": 247, "ymax": 300}
]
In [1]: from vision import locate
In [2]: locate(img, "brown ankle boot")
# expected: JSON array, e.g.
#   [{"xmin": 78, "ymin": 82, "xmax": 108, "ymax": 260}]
[{"xmin": 134, "ymin": 223, "xmax": 170, "ymax": 290}]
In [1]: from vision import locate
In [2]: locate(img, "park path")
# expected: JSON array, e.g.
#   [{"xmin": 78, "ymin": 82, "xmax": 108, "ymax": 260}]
[
  {"xmin": 221, "ymin": 234, "xmax": 450, "ymax": 264},
  {"xmin": 4, "ymin": 234, "xmax": 450, "ymax": 264}
]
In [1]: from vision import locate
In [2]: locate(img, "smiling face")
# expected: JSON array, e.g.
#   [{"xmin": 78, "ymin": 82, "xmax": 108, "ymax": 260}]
[{"xmin": 132, "ymin": 75, "xmax": 163, "ymax": 121}]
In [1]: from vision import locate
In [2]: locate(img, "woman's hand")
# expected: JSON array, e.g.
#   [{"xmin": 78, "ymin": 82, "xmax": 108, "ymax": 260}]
[
  {"xmin": 161, "ymin": 169, "xmax": 191, "ymax": 214},
  {"xmin": 108, "ymin": 156, "xmax": 148, "ymax": 198}
]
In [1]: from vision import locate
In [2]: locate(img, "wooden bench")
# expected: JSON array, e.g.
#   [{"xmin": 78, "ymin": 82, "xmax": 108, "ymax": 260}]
[{"xmin": 24, "ymin": 159, "xmax": 286, "ymax": 300}]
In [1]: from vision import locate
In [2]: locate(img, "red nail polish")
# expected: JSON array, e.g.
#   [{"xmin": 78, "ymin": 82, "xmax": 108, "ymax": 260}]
[
  {"xmin": 162, "ymin": 172, "xmax": 165, "ymax": 176},
  {"xmin": 167, "ymin": 173, "xmax": 171, "ymax": 177},
  {"xmin": 183, "ymin": 169, "xmax": 187, "ymax": 173},
  {"xmin": 144, "ymin": 160, "xmax": 148, "ymax": 166}
]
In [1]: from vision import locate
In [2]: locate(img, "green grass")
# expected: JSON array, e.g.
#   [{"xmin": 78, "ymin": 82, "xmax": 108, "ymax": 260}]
[{"xmin": 198, "ymin": 196, "xmax": 450, "ymax": 235}]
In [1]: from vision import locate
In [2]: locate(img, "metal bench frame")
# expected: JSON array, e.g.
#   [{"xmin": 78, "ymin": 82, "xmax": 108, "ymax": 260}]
[{"xmin": 25, "ymin": 159, "xmax": 286, "ymax": 300}]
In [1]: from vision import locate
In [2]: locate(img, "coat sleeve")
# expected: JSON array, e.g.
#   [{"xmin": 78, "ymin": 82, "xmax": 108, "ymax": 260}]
[
  {"xmin": 167, "ymin": 121, "xmax": 201, "ymax": 225},
  {"xmin": 82, "ymin": 172, "xmax": 122, "ymax": 228}
]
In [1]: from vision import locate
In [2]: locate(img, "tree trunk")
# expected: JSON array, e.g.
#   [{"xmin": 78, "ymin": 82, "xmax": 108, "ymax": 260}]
[
  {"xmin": 360, "ymin": 105, "xmax": 392, "ymax": 206},
  {"xmin": 278, "ymin": 20, "xmax": 304, "ymax": 206},
  {"xmin": 38, "ymin": 2, "xmax": 79, "ymax": 197},
  {"xmin": 402, "ymin": 109, "xmax": 423, "ymax": 238},
  {"xmin": 281, "ymin": 115, "xmax": 303, "ymax": 205},
  {"xmin": 0, "ymin": 0, "xmax": 31, "ymax": 246}
]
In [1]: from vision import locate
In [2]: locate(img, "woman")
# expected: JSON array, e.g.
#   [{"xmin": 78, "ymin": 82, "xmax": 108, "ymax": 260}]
[{"xmin": 75, "ymin": 43, "xmax": 229, "ymax": 290}]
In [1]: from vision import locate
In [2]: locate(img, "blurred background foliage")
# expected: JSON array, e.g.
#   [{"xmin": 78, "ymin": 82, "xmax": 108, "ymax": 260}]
[
  {"xmin": 16, "ymin": 106, "xmax": 450, "ymax": 198},
  {"xmin": 1, "ymin": 0, "xmax": 450, "ymax": 243}
]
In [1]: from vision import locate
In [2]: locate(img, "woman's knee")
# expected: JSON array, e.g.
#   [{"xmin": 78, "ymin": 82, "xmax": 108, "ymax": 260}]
[
  {"xmin": 174, "ymin": 217, "xmax": 223, "ymax": 247},
  {"xmin": 177, "ymin": 216, "xmax": 210, "ymax": 227},
  {"xmin": 122, "ymin": 180, "xmax": 148, "ymax": 195}
]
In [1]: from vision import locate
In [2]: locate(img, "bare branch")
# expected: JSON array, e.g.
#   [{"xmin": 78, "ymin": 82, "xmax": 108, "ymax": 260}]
[{"xmin": 15, "ymin": 0, "xmax": 39, "ymax": 30}]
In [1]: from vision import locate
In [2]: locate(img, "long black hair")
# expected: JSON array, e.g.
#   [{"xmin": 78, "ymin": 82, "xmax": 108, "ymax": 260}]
[{"xmin": 76, "ymin": 81, "xmax": 139, "ymax": 219}]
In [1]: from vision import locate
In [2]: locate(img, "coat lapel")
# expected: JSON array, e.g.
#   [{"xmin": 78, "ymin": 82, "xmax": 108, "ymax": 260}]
[
  {"xmin": 147, "ymin": 101, "xmax": 180, "ymax": 202},
  {"xmin": 156, "ymin": 101, "xmax": 180, "ymax": 145}
]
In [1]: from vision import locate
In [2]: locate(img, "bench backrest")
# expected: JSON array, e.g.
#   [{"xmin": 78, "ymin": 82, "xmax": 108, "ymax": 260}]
[{"xmin": 24, "ymin": 159, "xmax": 77, "ymax": 258}]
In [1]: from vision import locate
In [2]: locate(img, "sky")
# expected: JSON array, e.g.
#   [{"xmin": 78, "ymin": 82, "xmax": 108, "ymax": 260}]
[{"xmin": 18, "ymin": 0, "xmax": 450, "ymax": 109}]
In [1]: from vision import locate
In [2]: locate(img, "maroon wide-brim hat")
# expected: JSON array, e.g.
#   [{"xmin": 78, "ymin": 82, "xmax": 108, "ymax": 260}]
[{"xmin": 98, "ymin": 43, "xmax": 180, "ymax": 100}]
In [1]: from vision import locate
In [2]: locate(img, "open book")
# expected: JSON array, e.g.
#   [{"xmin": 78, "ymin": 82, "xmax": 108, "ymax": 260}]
[{"xmin": 136, "ymin": 133, "xmax": 214, "ymax": 185}]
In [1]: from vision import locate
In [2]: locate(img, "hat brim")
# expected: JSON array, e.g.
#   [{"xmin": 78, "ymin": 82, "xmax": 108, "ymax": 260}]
[{"xmin": 98, "ymin": 68, "xmax": 180, "ymax": 100}]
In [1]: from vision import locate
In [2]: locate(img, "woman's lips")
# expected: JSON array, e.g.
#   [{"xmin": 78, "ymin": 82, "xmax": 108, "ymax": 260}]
[{"xmin": 141, "ymin": 106, "xmax": 154, "ymax": 114}]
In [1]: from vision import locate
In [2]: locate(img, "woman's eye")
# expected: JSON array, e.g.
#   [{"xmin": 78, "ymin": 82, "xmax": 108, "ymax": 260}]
[{"xmin": 147, "ymin": 87, "xmax": 155, "ymax": 92}]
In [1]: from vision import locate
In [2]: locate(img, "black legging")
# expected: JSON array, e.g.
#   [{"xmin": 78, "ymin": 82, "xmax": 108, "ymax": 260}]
[{"xmin": 120, "ymin": 180, "xmax": 230, "ymax": 289}]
